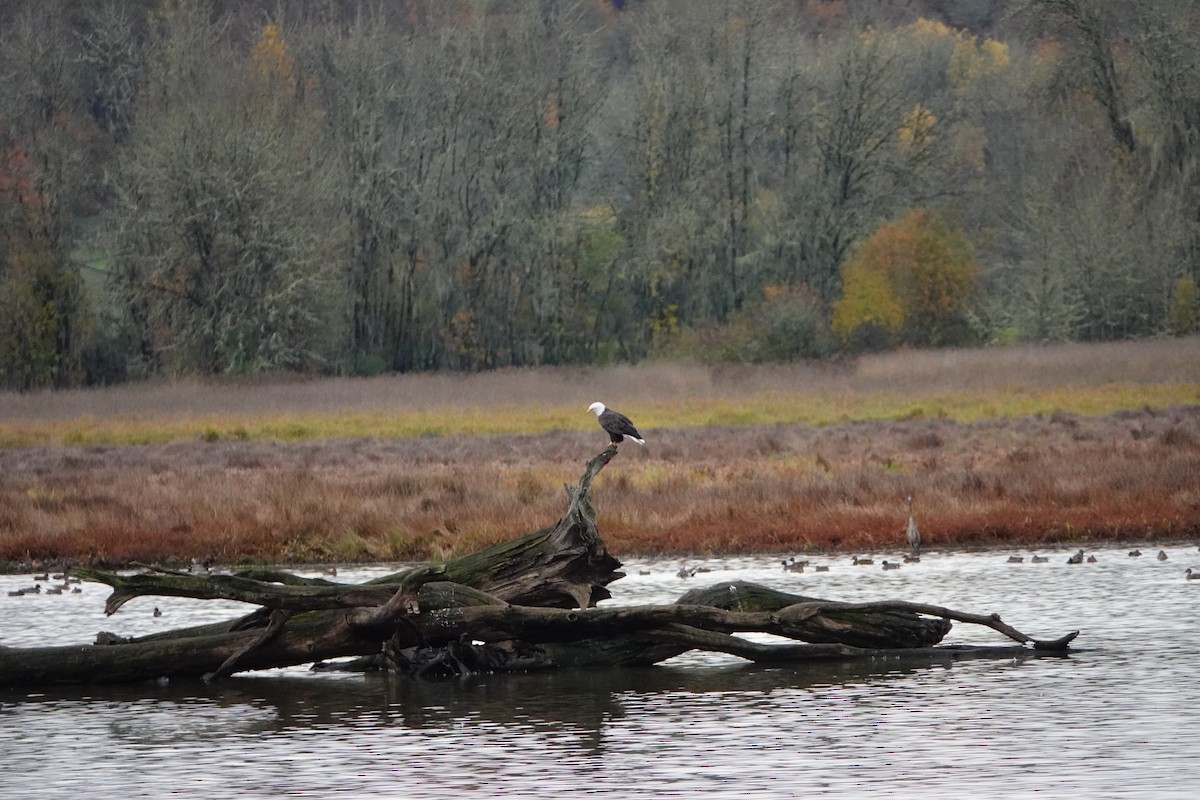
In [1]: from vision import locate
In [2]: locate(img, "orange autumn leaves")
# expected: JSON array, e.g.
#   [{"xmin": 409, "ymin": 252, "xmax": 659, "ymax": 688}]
[{"xmin": 832, "ymin": 209, "xmax": 978, "ymax": 348}]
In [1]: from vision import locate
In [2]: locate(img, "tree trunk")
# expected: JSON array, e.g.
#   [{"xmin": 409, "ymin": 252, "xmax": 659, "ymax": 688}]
[{"xmin": 0, "ymin": 447, "xmax": 1078, "ymax": 685}]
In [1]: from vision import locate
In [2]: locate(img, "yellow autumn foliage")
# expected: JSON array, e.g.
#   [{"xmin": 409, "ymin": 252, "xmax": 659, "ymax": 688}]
[
  {"xmin": 250, "ymin": 23, "xmax": 295, "ymax": 89},
  {"xmin": 832, "ymin": 209, "xmax": 978, "ymax": 347},
  {"xmin": 898, "ymin": 103, "xmax": 937, "ymax": 152},
  {"xmin": 831, "ymin": 258, "xmax": 907, "ymax": 341}
]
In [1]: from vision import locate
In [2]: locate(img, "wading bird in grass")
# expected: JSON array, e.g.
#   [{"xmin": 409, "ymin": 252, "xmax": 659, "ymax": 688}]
[
  {"xmin": 905, "ymin": 495, "xmax": 921, "ymax": 555},
  {"xmin": 588, "ymin": 402, "xmax": 645, "ymax": 447}
]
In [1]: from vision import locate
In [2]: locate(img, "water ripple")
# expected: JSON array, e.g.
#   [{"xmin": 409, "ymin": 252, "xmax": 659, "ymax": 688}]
[{"xmin": 3, "ymin": 545, "xmax": 1199, "ymax": 798}]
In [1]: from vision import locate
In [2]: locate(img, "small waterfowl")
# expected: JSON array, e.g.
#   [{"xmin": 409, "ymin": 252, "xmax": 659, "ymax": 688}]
[
  {"xmin": 1128, "ymin": 549, "xmax": 1142, "ymax": 557},
  {"xmin": 814, "ymin": 565, "xmax": 830, "ymax": 572},
  {"xmin": 44, "ymin": 586, "xmax": 63, "ymax": 595},
  {"xmin": 1086, "ymin": 555, "xmax": 1097, "ymax": 563},
  {"xmin": 6, "ymin": 589, "xmax": 24, "ymax": 597},
  {"xmin": 1186, "ymin": 568, "xmax": 1199, "ymax": 580},
  {"xmin": 782, "ymin": 558, "xmax": 808, "ymax": 573},
  {"xmin": 881, "ymin": 560, "xmax": 901, "ymax": 570},
  {"xmin": 852, "ymin": 556, "xmax": 874, "ymax": 566},
  {"xmin": 1031, "ymin": 555, "xmax": 1049, "ymax": 563},
  {"xmin": 1067, "ymin": 549, "xmax": 1085, "ymax": 564},
  {"xmin": 676, "ymin": 566, "xmax": 699, "ymax": 579},
  {"xmin": 153, "ymin": 607, "xmax": 162, "ymax": 617},
  {"xmin": 1157, "ymin": 550, "xmax": 1169, "ymax": 561},
  {"xmin": 904, "ymin": 555, "xmax": 921, "ymax": 563},
  {"xmin": 1007, "ymin": 555, "xmax": 1024, "ymax": 563},
  {"xmin": 638, "ymin": 569, "xmax": 651, "ymax": 576}
]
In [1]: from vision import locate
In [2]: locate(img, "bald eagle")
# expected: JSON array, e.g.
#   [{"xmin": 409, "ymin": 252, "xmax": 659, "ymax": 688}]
[{"xmin": 588, "ymin": 402, "xmax": 645, "ymax": 446}]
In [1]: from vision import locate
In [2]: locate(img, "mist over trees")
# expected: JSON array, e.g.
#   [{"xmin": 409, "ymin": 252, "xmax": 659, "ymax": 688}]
[{"xmin": 1, "ymin": 0, "xmax": 1198, "ymax": 390}]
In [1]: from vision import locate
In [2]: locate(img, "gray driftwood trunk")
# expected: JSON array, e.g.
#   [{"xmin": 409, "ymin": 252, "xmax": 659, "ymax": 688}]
[{"xmin": 0, "ymin": 448, "xmax": 1077, "ymax": 685}]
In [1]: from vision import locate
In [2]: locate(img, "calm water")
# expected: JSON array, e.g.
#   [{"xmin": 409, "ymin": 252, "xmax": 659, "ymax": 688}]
[{"xmin": 2, "ymin": 544, "xmax": 1198, "ymax": 799}]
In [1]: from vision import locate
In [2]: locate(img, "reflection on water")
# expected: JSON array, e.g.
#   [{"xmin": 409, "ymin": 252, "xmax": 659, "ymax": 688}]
[{"xmin": 2, "ymin": 545, "xmax": 1199, "ymax": 798}]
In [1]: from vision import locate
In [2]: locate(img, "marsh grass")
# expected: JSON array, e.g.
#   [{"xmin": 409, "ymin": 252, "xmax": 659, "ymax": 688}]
[
  {"xmin": 2, "ymin": 406, "xmax": 1198, "ymax": 567},
  {"xmin": 2, "ymin": 337, "xmax": 1198, "ymax": 447},
  {"xmin": 1, "ymin": 339, "xmax": 1199, "ymax": 567}
]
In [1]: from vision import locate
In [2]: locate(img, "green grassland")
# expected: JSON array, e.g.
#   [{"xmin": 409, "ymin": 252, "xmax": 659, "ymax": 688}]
[{"xmin": 1, "ymin": 382, "xmax": 1196, "ymax": 448}]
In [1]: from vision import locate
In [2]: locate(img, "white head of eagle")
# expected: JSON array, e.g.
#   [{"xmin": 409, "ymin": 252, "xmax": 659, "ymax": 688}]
[{"xmin": 588, "ymin": 402, "xmax": 646, "ymax": 446}]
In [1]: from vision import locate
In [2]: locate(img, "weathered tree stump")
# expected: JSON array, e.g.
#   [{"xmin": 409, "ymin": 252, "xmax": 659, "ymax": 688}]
[{"xmin": 0, "ymin": 446, "xmax": 1078, "ymax": 685}]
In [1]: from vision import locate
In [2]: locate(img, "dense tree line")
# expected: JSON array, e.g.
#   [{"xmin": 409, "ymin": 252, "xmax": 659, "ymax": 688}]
[{"xmin": 1, "ymin": 0, "xmax": 1198, "ymax": 389}]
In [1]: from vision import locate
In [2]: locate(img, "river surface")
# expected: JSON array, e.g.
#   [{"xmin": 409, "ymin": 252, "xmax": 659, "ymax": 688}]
[{"xmin": 2, "ymin": 544, "xmax": 1198, "ymax": 799}]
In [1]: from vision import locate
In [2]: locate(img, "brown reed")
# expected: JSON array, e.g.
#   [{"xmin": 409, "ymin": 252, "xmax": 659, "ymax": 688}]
[{"xmin": 1, "ymin": 404, "xmax": 1197, "ymax": 569}]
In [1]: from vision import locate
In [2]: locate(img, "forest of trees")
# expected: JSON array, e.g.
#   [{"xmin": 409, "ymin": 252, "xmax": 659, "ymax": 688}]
[{"xmin": 1, "ymin": 0, "xmax": 1199, "ymax": 390}]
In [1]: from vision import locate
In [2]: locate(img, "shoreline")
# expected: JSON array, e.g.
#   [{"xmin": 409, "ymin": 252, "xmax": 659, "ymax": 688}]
[{"xmin": 5, "ymin": 537, "xmax": 1195, "ymax": 577}]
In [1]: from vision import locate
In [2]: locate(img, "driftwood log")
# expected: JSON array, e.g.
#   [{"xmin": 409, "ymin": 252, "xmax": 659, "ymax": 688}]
[{"xmin": 0, "ymin": 447, "xmax": 1078, "ymax": 685}]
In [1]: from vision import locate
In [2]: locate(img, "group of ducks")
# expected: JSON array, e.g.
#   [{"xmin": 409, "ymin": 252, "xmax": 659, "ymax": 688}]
[
  {"xmin": 6, "ymin": 572, "xmax": 83, "ymax": 597},
  {"xmin": 1058, "ymin": 548, "xmax": 1173, "ymax": 564},
  {"xmin": 770, "ymin": 543, "xmax": 1200, "ymax": 579},
  {"xmin": 780, "ymin": 554, "xmax": 919, "ymax": 574},
  {"xmin": 1064, "ymin": 547, "xmax": 1200, "ymax": 580}
]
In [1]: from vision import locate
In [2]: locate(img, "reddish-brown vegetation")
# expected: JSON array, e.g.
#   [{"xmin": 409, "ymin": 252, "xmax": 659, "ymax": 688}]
[
  {"xmin": 3, "ymin": 341, "xmax": 1198, "ymax": 568},
  {"xmin": 2, "ymin": 405, "xmax": 1198, "ymax": 569}
]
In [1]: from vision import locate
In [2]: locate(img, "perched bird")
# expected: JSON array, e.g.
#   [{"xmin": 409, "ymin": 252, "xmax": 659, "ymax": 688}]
[
  {"xmin": 1067, "ymin": 549, "xmax": 1085, "ymax": 564},
  {"xmin": 1186, "ymin": 568, "xmax": 1199, "ymax": 580},
  {"xmin": 905, "ymin": 496, "xmax": 921, "ymax": 555},
  {"xmin": 587, "ymin": 402, "xmax": 646, "ymax": 447},
  {"xmin": 1157, "ymin": 550, "xmax": 1169, "ymax": 561},
  {"xmin": 1007, "ymin": 555, "xmax": 1024, "ymax": 563},
  {"xmin": 1031, "ymin": 555, "xmax": 1049, "ymax": 563}
]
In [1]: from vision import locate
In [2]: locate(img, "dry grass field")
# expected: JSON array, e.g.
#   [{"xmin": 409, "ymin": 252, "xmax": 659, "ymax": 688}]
[{"xmin": 1, "ymin": 338, "xmax": 1198, "ymax": 569}]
